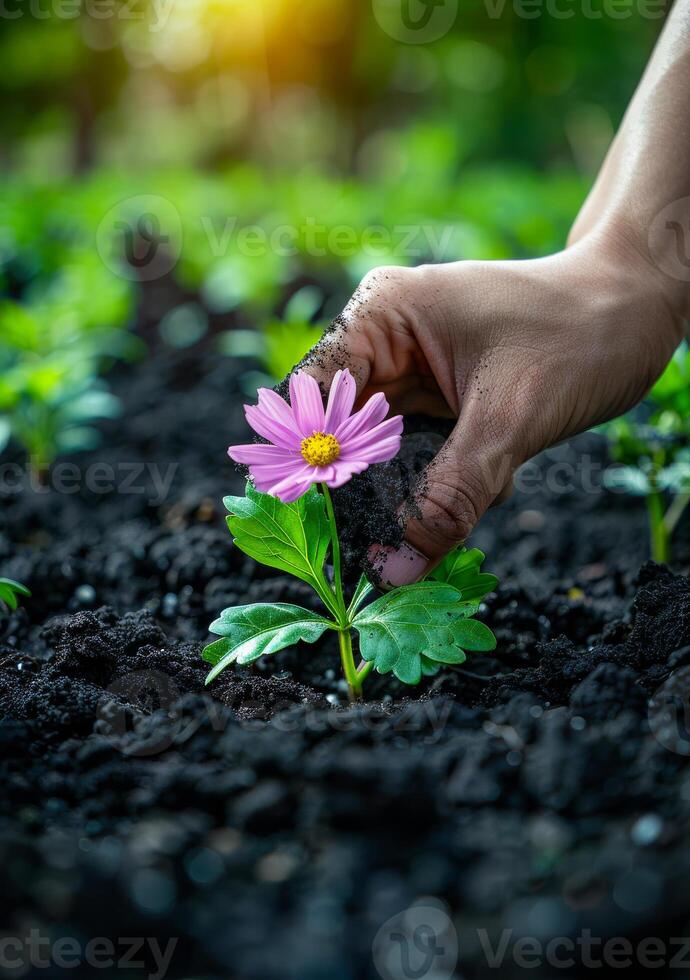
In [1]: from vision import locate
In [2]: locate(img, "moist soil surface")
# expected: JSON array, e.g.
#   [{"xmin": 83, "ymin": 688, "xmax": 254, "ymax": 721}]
[{"xmin": 2, "ymin": 325, "xmax": 690, "ymax": 979}]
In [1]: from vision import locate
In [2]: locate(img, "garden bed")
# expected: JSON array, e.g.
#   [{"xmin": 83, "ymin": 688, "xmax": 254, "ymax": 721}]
[{"xmin": 1, "ymin": 321, "xmax": 690, "ymax": 979}]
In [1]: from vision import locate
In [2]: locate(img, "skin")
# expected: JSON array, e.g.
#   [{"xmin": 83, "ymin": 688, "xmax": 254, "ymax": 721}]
[{"xmin": 304, "ymin": 0, "xmax": 690, "ymax": 586}]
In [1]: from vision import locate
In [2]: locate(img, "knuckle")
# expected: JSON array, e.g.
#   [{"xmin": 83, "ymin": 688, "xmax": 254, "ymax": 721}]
[
  {"xmin": 359, "ymin": 264, "xmax": 413, "ymax": 296},
  {"xmin": 345, "ymin": 266, "xmax": 417, "ymax": 334},
  {"xmin": 416, "ymin": 476, "xmax": 480, "ymax": 544}
]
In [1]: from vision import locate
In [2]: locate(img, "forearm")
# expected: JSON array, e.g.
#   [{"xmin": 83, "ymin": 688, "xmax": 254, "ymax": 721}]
[{"xmin": 569, "ymin": 0, "xmax": 690, "ymax": 323}]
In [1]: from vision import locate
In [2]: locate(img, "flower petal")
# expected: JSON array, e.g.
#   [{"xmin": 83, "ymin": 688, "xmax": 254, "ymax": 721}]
[
  {"xmin": 251, "ymin": 461, "xmax": 308, "ymax": 489},
  {"xmin": 245, "ymin": 403, "xmax": 300, "ymax": 450},
  {"xmin": 324, "ymin": 369, "xmax": 357, "ymax": 432},
  {"xmin": 257, "ymin": 387, "xmax": 296, "ymax": 426},
  {"xmin": 341, "ymin": 435, "xmax": 402, "ymax": 464},
  {"xmin": 340, "ymin": 414, "xmax": 404, "ymax": 456},
  {"xmin": 334, "ymin": 391, "xmax": 389, "ymax": 443},
  {"xmin": 326, "ymin": 459, "xmax": 370, "ymax": 488},
  {"xmin": 261, "ymin": 465, "xmax": 316, "ymax": 503},
  {"xmin": 309, "ymin": 464, "xmax": 338, "ymax": 483},
  {"xmin": 289, "ymin": 371, "xmax": 325, "ymax": 436},
  {"xmin": 228, "ymin": 443, "xmax": 296, "ymax": 465}
]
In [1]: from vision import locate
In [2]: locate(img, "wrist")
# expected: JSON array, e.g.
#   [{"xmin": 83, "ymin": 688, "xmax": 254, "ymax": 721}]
[{"xmin": 572, "ymin": 218, "xmax": 688, "ymax": 342}]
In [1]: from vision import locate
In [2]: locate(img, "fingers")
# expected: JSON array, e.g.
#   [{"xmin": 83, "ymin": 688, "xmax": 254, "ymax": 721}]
[
  {"xmin": 298, "ymin": 320, "xmax": 372, "ymax": 398},
  {"xmin": 293, "ymin": 273, "xmax": 385, "ymax": 398},
  {"xmin": 368, "ymin": 419, "xmax": 516, "ymax": 588},
  {"xmin": 290, "ymin": 266, "xmax": 418, "ymax": 399}
]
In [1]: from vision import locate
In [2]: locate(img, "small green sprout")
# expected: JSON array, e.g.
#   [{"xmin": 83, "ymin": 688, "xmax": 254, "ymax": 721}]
[
  {"xmin": 602, "ymin": 341, "xmax": 690, "ymax": 563},
  {"xmin": 218, "ymin": 286, "xmax": 324, "ymax": 390},
  {"xmin": 0, "ymin": 578, "xmax": 31, "ymax": 613},
  {"xmin": 0, "ymin": 301, "xmax": 122, "ymax": 475}
]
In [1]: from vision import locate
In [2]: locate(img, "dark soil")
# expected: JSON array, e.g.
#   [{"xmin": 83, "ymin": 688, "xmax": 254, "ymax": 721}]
[{"xmin": 2, "ymin": 316, "xmax": 690, "ymax": 979}]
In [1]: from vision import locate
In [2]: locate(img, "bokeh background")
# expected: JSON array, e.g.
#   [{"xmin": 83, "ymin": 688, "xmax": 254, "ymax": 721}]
[{"xmin": 0, "ymin": 0, "xmax": 668, "ymax": 470}]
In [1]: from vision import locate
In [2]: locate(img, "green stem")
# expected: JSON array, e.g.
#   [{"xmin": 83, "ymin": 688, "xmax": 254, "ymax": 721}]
[
  {"xmin": 665, "ymin": 489, "xmax": 690, "ymax": 538},
  {"xmin": 647, "ymin": 490, "xmax": 670, "ymax": 564},
  {"xmin": 356, "ymin": 660, "xmax": 375, "ymax": 682},
  {"xmin": 338, "ymin": 628, "xmax": 362, "ymax": 700},
  {"xmin": 321, "ymin": 484, "xmax": 363, "ymax": 701},
  {"xmin": 321, "ymin": 485, "xmax": 346, "ymax": 619}
]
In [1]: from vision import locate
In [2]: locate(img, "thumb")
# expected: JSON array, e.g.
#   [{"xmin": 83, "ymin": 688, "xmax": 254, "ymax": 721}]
[
  {"xmin": 368, "ymin": 422, "xmax": 515, "ymax": 588},
  {"xmin": 289, "ymin": 265, "xmax": 414, "ymax": 396}
]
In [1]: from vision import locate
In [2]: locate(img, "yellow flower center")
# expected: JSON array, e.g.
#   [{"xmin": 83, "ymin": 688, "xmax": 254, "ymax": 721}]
[{"xmin": 300, "ymin": 431, "xmax": 341, "ymax": 467}]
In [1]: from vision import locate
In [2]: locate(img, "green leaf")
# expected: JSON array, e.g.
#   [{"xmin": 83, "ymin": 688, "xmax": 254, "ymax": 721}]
[
  {"xmin": 0, "ymin": 578, "xmax": 31, "ymax": 612},
  {"xmin": 420, "ymin": 655, "xmax": 442, "ymax": 677},
  {"xmin": 603, "ymin": 466, "xmax": 651, "ymax": 496},
  {"xmin": 352, "ymin": 582, "xmax": 496, "ymax": 686},
  {"xmin": 347, "ymin": 574, "xmax": 375, "ymax": 617},
  {"xmin": 224, "ymin": 484, "xmax": 335, "ymax": 612},
  {"xmin": 0, "ymin": 585, "xmax": 18, "ymax": 611},
  {"xmin": 428, "ymin": 546, "xmax": 498, "ymax": 604},
  {"xmin": 659, "ymin": 457, "xmax": 690, "ymax": 493},
  {"xmin": 283, "ymin": 285, "xmax": 323, "ymax": 324},
  {"xmin": 263, "ymin": 320, "xmax": 324, "ymax": 381},
  {"xmin": 0, "ymin": 417, "xmax": 11, "ymax": 454},
  {"xmin": 203, "ymin": 602, "xmax": 333, "ymax": 683}
]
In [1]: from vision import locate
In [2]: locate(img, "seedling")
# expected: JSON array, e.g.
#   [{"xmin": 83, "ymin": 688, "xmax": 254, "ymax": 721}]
[
  {"xmin": 0, "ymin": 578, "xmax": 30, "ymax": 613},
  {"xmin": 602, "ymin": 341, "xmax": 690, "ymax": 563},
  {"xmin": 203, "ymin": 369, "xmax": 498, "ymax": 700},
  {"xmin": 218, "ymin": 286, "xmax": 324, "ymax": 389},
  {"xmin": 0, "ymin": 301, "xmax": 121, "ymax": 474}
]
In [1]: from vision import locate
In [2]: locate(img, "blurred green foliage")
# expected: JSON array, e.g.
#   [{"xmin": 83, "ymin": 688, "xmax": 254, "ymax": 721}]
[
  {"xmin": 602, "ymin": 343, "xmax": 690, "ymax": 563},
  {"xmin": 0, "ymin": 0, "xmax": 670, "ymax": 466},
  {"xmin": 219, "ymin": 285, "xmax": 326, "ymax": 388}
]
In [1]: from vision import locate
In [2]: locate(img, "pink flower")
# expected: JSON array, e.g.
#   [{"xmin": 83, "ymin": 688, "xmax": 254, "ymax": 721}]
[{"xmin": 228, "ymin": 369, "xmax": 404, "ymax": 503}]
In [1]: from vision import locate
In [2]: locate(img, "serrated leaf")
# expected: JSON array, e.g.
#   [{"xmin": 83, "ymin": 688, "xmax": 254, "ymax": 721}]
[
  {"xmin": 420, "ymin": 655, "xmax": 442, "ymax": 677},
  {"xmin": 429, "ymin": 546, "xmax": 498, "ymax": 603},
  {"xmin": 352, "ymin": 582, "xmax": 496, "ymax": 685},
  {"xmin": 203, "ymin": 602, "xmax": 332, "ymax": 683},
  {"xmin": 224, "ymin": 483, "xmax": 335, "ymax": 612},
  {"xmin": 440, "ymin": 618, "xmax": 496, "ymax": 653}
]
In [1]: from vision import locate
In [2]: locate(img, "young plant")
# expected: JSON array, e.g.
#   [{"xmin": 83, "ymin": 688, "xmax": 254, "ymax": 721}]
[
  {"xmin": 218, "ymin": 286, "xmax": 324, "ymax": 390},
  {"xmin": 602, "ymin": 341, "xmax": 690, "ymax": 563},
  {"xmin": 0, "ymin": 578, "xmax": 31, "ymax": 613},
  {"xmin": 203, "ymin": 369, "xmax": 498, "ymax": 700},
  {"xmin": 0, "ymin": 302, "xmax": 121, "ymax": 474}
]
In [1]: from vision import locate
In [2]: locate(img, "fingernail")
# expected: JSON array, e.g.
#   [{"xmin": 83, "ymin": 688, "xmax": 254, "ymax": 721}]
[{"xmin": 367, "ymin": 542, "xmax": 429, "ymax": 589}]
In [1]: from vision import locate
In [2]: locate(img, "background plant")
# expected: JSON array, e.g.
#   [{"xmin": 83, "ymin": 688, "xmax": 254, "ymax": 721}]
[
  {"xmin": 218, "ymin": 286, "xmax": 325, "ymax": 389},
  {"xmin": 602, "ymin": 342, "xmax": 690, "ymax": 564},
  {"xmin": 0, "ymin": 578, "xmax": 30, "ymax": 614},
  {"xmin": 0, "ymin": 296, "xmax": 126, "ymax": 473}
]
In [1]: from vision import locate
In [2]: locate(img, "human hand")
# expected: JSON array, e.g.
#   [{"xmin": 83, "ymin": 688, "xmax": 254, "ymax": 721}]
[{"xmin": 303, "ymin": 233, "xmax": 685, "ymax": 587}]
